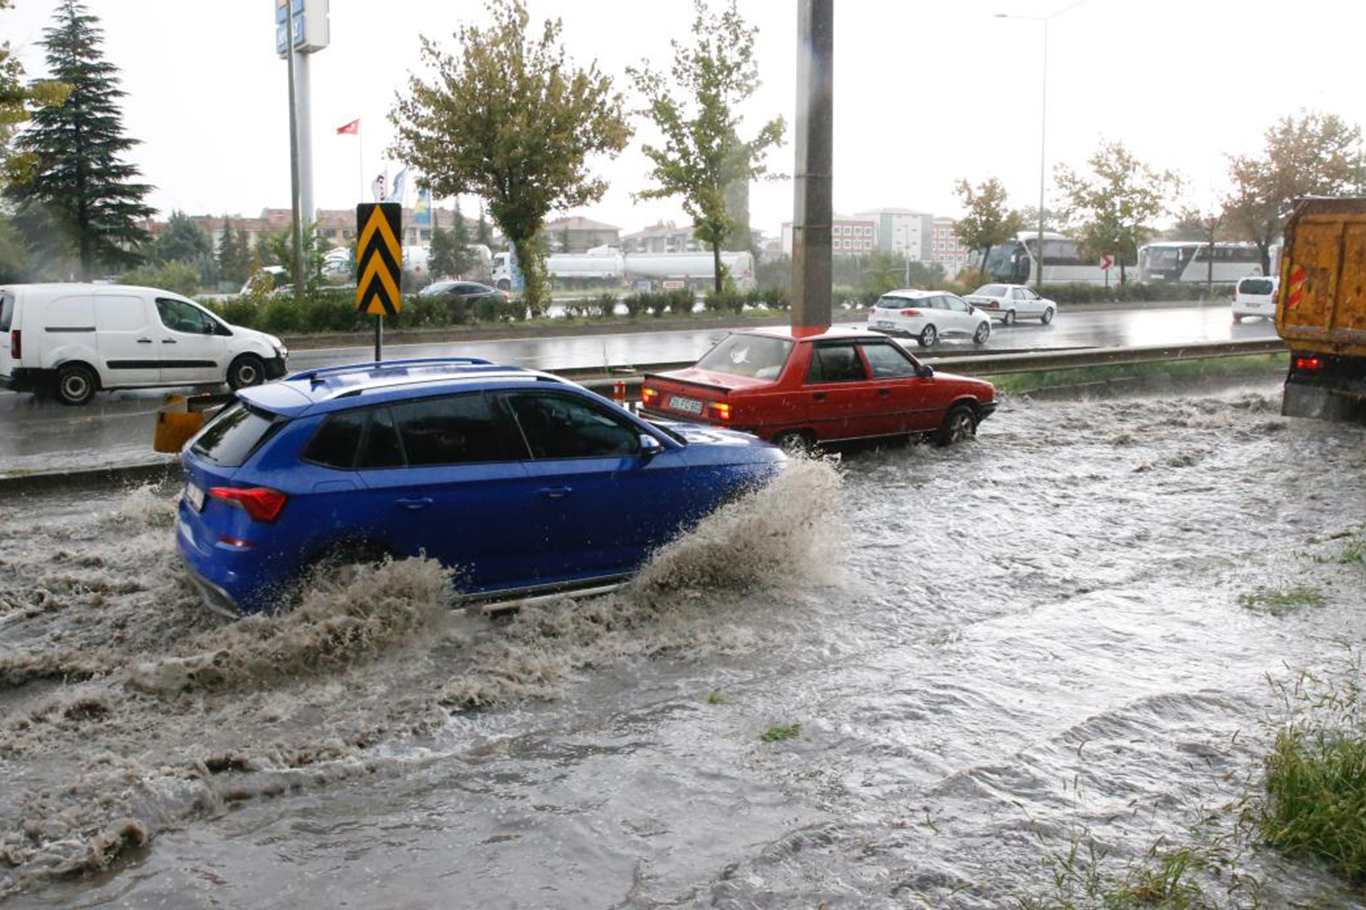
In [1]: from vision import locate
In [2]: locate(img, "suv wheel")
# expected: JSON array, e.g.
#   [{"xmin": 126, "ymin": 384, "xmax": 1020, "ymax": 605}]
[
  {"xmin": 227, "ymin": 354, "xmax": 266, "ymax": 390},
  {"xmin": 55, "ymin": 363, "xmax": 98, "ymax": 406}
]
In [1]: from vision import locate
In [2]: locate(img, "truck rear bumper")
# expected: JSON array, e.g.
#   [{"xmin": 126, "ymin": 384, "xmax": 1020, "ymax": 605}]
[{"xmin": 1283, "ymin": 378, "xmax": 1366, "ymax": 422}]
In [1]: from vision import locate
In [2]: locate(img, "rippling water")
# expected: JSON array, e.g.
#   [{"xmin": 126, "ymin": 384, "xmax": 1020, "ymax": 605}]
[{"xmin": 2, "ymin": 382, "xmax": 1365, "ymax": 908}]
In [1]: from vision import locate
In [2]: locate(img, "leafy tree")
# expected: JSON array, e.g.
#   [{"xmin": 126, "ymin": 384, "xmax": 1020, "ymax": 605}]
[
  {"xmin": 1018, "ymin": 206, "xmax": 1059, "ymax": 234},
  {"xmin": 265, "ymin": 222, "xmax": 330, "ymax": 293},
  {"xmin": 1054, "ymin": 140, "xmax": 1179, "ymax": 285},
  {"xmin": 154, "ymin": 210, "xmax": 211, "ymax": 265},
  {"xmin": 953, "ymin": 178, "xmax": 1025, "ymax": 283},
  {"xmin": 429, "ymin": 227, "xmax": 458, "ymax": 279},
  {"xmin": 450, "ymin": 200, "xmax": 472, "ymax": 275},
  {"xmin": 475, "ymin": 202, "xmax": 491, "ymax": 247},
  {"xmin": 390, "ymin": 0, "xmax": 630, "ymax": 314},
  {"xmin": 5, "ymin": 0, "xmax": 153, "ymax": 279},
  {"xmin": 1224, "ymin": 111, "xmax": 1361, "ymax": 275},
  {"xmin": 628, "ymin": 0, "xmax": 785, "ymax": 294},
  {"xmin": 0, "ymin": 0, "xmax": 68, "ymax": 185},
  {"xmin": 1171, "ymin": 206, "xmax": 1225, "ymax": 292}
]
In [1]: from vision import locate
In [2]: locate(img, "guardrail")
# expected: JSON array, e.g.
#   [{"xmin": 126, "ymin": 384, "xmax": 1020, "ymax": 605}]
[{"xmin": 570, "ymin": 338, "xmax": 1288, "ymax": 393}]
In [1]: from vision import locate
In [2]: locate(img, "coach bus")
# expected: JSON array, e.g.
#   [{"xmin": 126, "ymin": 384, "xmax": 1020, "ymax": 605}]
[
  {"xmin": 967, "ymin": 231, "xmax": 1113, "ymax": 285},
  {"xmin": 1137, "ymin": 241, "xmax": 1264, "ymax": 283}
]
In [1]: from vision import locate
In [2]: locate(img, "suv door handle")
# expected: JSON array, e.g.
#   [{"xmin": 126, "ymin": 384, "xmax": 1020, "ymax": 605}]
[
  {"xmin": 538, "ymin": 486, "xmax": 572, "ymax": 499},
  {"xmin": 137, "ymin": 337, "xmax": 153, "ymax": 344},
  {"xmin": 395, "ymin": 496, "xmax": 432, "ymax": 510}
]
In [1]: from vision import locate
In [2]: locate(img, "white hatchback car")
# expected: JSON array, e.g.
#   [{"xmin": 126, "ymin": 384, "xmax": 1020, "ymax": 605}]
[
  {"xmin": 867, "ymin": 289, "xmax": 991, "ymax": 347},
  {"xmin": 964, "ymin": 284, "xmax": 1057, "ymax": 326},
  {"xmin": 0, "ymin": 283, "xmax": 288, "ymax": 405},
  {"xmin": 1232, "ymin": 276, "xmax": 1277, "ymax": 322}
]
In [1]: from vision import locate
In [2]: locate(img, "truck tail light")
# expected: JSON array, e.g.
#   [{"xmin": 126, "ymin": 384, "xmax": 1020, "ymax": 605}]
[
  {"xmin": 209, "ymin": 486, "xmax": 288, "ymax": 522},
  {"xmin": 10, "ymin": 330, "xmax": 19, "ymax": 359},
  {"xmin": 710, "ymin": 402, "xmax": 732, "ymax": 421},
  {"xmin": 899, "ymin": 309, "xmax": 920, "ymax": 317},
  {"xmin": 640, "ymin": 386, "xmax": 659, "ymax": 407},
  {"xmin": 1294, "ymin": 355, "xmax": 1323, "ymax": 372}
]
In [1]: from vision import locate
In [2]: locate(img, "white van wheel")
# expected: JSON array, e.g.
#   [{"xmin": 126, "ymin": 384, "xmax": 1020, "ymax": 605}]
[
  {"xmin": 55, "ymin": 363, "xmax": 98, "ymax": 406},
  {"xmin": 228, "ymin": 354, "xmax": 265, "ymax": 390}
]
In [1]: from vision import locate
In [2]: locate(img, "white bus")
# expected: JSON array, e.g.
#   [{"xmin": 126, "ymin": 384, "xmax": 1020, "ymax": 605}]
[
  {"xmin": 1137, "ymin": 241, "xmax": 1263, "ymax": 283},
  {"xmin": 967, "ymin": 231, "xmax": 1113, "ymax": 285}
]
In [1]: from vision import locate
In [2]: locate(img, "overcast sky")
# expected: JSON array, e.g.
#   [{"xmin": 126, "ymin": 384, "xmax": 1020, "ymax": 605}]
[{"xmin": 6, "ymin": 0, "xmax": 1365, "ymax": 238}]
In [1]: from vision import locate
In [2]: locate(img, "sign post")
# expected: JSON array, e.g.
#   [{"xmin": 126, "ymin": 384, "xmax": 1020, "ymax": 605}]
[{"xmin": 356, "ymin": 202, "xmax": 403, "ymax": 362}]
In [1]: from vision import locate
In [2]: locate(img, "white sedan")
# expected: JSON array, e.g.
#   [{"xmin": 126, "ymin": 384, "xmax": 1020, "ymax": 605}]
[
  {"xmin": 867, "ymin": 289, "xmax": 991, "ymax": 347},
  {"xmin": 965, "ymin": 284, "xmax": 1058, "ymax": 326}
]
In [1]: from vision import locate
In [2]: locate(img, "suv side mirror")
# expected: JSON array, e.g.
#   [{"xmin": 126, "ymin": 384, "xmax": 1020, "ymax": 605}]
[{"xmin": 639, "ymin": 433, "xmax": 664, "ymax": 456}]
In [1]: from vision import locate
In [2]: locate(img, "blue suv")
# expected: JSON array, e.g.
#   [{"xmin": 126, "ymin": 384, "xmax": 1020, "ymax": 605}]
[{"xmin": 176, "ymin": 358, "xmax": 785, "ymax": 616}]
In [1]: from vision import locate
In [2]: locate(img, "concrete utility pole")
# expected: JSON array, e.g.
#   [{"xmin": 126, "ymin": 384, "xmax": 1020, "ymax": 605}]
[
  {"xmin": 285, "ymin": 9, "xmax": 305, "ymax": 303},
  {"xmin": 790, "ymin": 0, "xmax": 833, "ymax": 333}
]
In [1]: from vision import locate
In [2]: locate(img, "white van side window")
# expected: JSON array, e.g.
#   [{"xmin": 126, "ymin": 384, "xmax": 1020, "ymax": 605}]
[
  {"xmin": 47, "ymin": 295, "xmax": 95, "ymax": 331},
  {"xmin": 94, "ymin": 295, "xmax": 149, "ymax": 332},
  {"xmin": 0, "ymin": 293, "xmax": 14, "ymax": 332}
]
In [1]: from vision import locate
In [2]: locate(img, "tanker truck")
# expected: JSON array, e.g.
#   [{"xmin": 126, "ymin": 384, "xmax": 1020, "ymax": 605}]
[
  {"xmin": 491, "ymin": 247, "xmax": 755, "ymax": 291},
  {"xmin": 1276, "ymin": 196, "xmax": 1366, "ymax": 422}
]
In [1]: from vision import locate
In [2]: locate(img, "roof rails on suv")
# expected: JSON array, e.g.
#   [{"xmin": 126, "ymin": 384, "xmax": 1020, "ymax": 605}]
[{"xmin": 286, "ymin": 357, "xmax": 495, "ymax": 385}]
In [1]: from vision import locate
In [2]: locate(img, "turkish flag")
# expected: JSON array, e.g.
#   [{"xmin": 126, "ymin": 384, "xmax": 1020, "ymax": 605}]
[{"xmin": 336, "ymin": 119, "xmax": 359, "ymax": 135}]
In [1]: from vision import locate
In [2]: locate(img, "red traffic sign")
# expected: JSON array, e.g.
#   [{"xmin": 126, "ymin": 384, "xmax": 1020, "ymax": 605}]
[{"xmin": 1100, "ymin": 254, "xmax": 1114, "ymax": 271}]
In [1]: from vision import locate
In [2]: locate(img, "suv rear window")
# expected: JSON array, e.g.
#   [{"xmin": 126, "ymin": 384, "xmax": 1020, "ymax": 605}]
[
  {"xmin": 191, "ymin": 404, "xmax": 285, "ymax": 467},
  {"xmin": 0, "ymin": 293, "xmax": 13, "ymax": 332},
  {"xmin": 1239, "ymin": 278, "xmax": 1274, "ymax": 295}
]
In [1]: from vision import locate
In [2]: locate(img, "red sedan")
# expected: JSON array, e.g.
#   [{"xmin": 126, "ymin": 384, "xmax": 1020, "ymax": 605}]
[{"xmin": 641, "ymin": 326, "xmax": 996, "ymax": 449}]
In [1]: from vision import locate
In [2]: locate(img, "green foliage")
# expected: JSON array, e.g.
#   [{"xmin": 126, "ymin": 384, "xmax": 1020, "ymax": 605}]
[
  {"xmin": 705, "ymin": 691, "xmax": 729, "ymax": 705},
  {"xmin": 760, "ymin": 723, "xmax": 801, "ymax": 743},
  {"xmin": 954, "ymin": 177, "xmax": 1026, "ymax": 273},
  {"xmin": 562, "ymin": 293, "xmax": 617, "ymax": 319},
  {"xmin": 1224, "ymin": 111, "xmax": 1362, "ymax": 274},
  {"xmin": 5, "ymin": 0, "xmax": 152, "ymax": 279},
  {"xmin": 1055, "ymin": 141, "xmax": 1180, "ymax": 285},
  {"xmin": 0, "ymin": 0, "xmax": 69, "ymax": 189},
  {"xmin": 390, "ymin": 0, "xmax": 631, "ymax": 315},
  {"xmin": 216, "ymin": 216, "xmax": 253, "ymax": 288},
  {"xmin": 265, "ymin": 222, "xmax": 331, "ymax": 294},
  {"xmin": 703, "ymin": 289, "xmax": 745, "ymax": 314},
  {"xmin": 1238, "ymin": 586, "xmax": 1326, "ymax": 617},
  {"xmin": 119, "ymin": 259, "xmax": 199, "ymax": 296},
  {"xmin": 1257, "ymin": 662, "xmax": 1366, "ymax": 885},
  {"xmin": 153, "ymin": 210, "xmax": 211, "ymax": 265},
  {"xmin": 628, "ymin": 0, "xmax": 785, "ymax": 293}
]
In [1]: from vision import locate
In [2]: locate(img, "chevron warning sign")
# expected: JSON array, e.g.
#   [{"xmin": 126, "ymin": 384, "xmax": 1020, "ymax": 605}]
[{"xmin": 356, "ymin": 202, "xmax": 402, "ymax": 316}]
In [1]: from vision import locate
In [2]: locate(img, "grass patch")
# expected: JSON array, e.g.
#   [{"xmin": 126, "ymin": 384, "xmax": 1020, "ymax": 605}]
[
  {"xmin": 705, "ymin": 691, "xmax": 729, "ymax": 706},
  {"xmin": 760, "ymin": 722, "xmax": 801, "ymax": 743},
  {"xmin": 985, "ymin": 353, "xmax": 1288, "ymax": 396},
  {"xmin": 1257, "ymin": 663, "xmax": 1366, "ymax": 885},
  {"xmin": 1238, "ymin": 586, "xmax": 1326, "ymax": 617}
]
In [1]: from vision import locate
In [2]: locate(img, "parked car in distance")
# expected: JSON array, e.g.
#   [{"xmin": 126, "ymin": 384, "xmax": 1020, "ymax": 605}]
[
  {"xmin": 418, "ymin": 280, "xmax": 511, "ymax": 323},
  {"xmin": 0, "ymin": 283, "xmax": 288, "ymax": 405},
  {"xmin": 867, "ymin": 289, "xmax": 992, "ymax": 347},
  {"xmin": 1232, "ymin": 275, "xmax": 1277, "ymax": 322},
  {"xmin": 965, "ymin": 283, "xmax": 1057, "ymax": 325},
  {"xmin": 641, "ymin": 326, "xmax": 996, "ymax": 450},
  {"xmin": 177, "ymin": 358, "xmax": 784, "ymax": 616}
]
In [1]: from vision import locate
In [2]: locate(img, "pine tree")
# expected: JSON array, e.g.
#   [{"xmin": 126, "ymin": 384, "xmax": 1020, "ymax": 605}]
[
  {"xmin": 5, "ymin": 1, "xmax": 153, "ymax": 279},
  {"xmin": 218, "ymin": 215, "xmax": 248, "ymax": 286}
]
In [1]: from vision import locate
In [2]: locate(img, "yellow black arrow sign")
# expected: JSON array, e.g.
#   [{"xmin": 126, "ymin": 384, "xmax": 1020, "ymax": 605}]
[{"xmin": 356, "ymin": 202, "xmax": 402, "ymax": 316}]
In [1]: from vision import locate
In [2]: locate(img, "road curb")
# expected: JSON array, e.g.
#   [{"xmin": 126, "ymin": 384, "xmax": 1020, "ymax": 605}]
[{"xmin": 0, "ymin": 459, "xmax": 182, "ymax": 494}]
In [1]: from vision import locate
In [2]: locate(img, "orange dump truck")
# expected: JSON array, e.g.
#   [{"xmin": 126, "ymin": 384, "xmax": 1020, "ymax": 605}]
[{"xmin": 1276, "ymin": 197, "xmax": 1366, "ymax": 421}]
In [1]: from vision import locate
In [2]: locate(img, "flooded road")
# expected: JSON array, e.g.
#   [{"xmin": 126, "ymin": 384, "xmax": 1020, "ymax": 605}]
[{"xmin": 2, "ymin": 381, "xmax": 1365, "ymax": 908}]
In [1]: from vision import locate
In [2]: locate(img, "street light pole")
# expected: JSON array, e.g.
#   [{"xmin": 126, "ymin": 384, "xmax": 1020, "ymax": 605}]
[
  {"xmin": 995, "ymin": 1, "xmax": 1086, "ymax": 291},
  {"xmin": 285, "ymin": 11, "xmax": 305, "ymax": 304}
]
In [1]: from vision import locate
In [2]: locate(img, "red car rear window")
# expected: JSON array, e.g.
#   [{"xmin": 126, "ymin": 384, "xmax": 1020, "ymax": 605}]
[{"xmin": 696, "ymin": 335, "xmax": 792, "ymax": 380}]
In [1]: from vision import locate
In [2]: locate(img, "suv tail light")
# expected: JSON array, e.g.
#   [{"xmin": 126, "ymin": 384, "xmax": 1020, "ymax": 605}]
[
  {"xmin": 10, "ymin": 330, "xmax": 19, "ymax": 359},
  {"xmin": 209, "ymin": 486, "xmax": 288, "ymax": 522},
  {"xmin": 899, "ymin": 309, "xmax": 920, "ymax": 317}
]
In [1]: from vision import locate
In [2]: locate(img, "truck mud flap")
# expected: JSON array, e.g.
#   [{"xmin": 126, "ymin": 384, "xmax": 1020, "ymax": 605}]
[{"xmin": 1283, "ymin": 380, "xmax": 1366, "ymax": 422}]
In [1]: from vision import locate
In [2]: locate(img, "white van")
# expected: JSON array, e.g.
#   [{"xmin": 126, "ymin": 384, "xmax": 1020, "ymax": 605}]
[
  {"xmin": 1232, "ymin": 275, "xmax": 1278, "ymax": 322},
  {"xmin": 0, "ymin": 284, "xmax": 288, "ymax": 405}
]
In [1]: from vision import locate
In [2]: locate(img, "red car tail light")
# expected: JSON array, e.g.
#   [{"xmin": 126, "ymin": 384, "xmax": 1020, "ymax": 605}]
[
  {"xmin": 10, "ymin": 330, "xmax": 19, "ymax": 359},
  {"xmin": 1294, "ymin": 355, "xmax": 1322, "ymax": 372},
  {"xmin": 641, "ymin": 386, "xmax": 659, "ymax": 406},
  {"xmin": 710, "ymin": 402, "xmax": 732, "ymax": 421},
  {"xmin": 899, "ymin": 309, "xmax": 920, "ymax": 317},
  {"xmin": 209, "ymin": 486, "xmax": 288, "ymax": 522}
]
